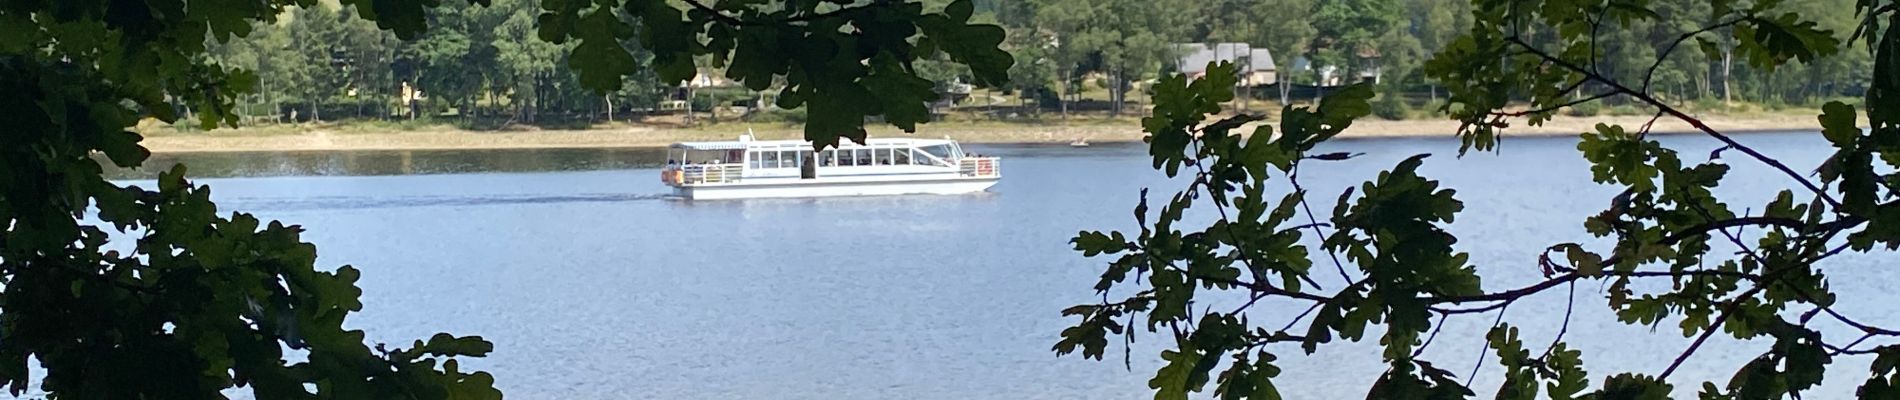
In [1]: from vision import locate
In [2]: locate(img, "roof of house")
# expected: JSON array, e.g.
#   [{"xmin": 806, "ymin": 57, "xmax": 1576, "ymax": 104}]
[
  {"xmin": 1174, "ymin": 43, "xmax": 1276, "ymax": 74},
  {"xmin": 1248, "ymin": 49, "xmax": 1275, "ymax": 71}
]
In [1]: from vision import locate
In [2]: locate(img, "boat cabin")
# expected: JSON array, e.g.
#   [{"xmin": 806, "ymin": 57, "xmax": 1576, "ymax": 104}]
[
  {"xmin": 663, "ymin": 137, "xmax": 997, "ymax": 183},
  {"xmin": 658, "ymin": 136, "xmax": 1001, "ymax": 198}
]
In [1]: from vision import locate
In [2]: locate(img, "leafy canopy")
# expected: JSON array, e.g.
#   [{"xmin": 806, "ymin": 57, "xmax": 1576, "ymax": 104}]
[
  {"xmin": 538, "ymin": 0, "xmax": 1014, "ymax": 149},
  {"xmin": 2, "ymin": 0, "xmax": 1017, "ymax": 397},
  {"xmin": 1061, "ymin": 0, "xmax": 1900, "ymax": 398},
  {"xmin": 0, "ymin": 0, "xmax": 507, "ymax": 397}
]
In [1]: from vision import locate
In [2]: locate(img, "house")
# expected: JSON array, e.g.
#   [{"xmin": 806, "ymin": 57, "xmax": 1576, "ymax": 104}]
[
  {"xmin": 1173, "ymin": 43, "xmax": 1277, "ymax": 86},
  {"xmin": 1291, "ymin": 51, "xmax": 1383, "ymax": 86},
  {"xmin": 687, "ymin": 70, "xmax": 737, "ymax": 88}
]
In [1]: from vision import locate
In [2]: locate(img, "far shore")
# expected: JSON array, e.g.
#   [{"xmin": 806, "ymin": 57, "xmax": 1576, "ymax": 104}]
[{"xmin": 136, "ymin": 112, "xmax": 1831, "ymax": 154}]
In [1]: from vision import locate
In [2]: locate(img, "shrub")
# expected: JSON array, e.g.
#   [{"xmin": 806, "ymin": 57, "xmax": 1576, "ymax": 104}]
[
  {"xmin": 1691, "ymin": 97, "xmax": 1725, "ymax": 112},
  {"xmin": 1564, "ymin": 101, "xmax": 1602, "ymax": 117},
  {"xmin": 745, "ymin": 108, "xmax": 807, "ymax": 124},
  {"xmin": 1606, "ymin": 103, "xmax": 1650, "ymax": 116},
  {"xmin": 1372, "ymin": 95, "xmax": 1409, "ymax": 120},
  {"xmin": 1413, "ymin": 100, "xmax": 1449, "ymax": 118}
]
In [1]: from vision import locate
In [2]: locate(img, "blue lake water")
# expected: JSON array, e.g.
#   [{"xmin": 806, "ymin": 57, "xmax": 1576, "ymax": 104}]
[{"xmin": 125, "ymin": 132, "xmax": 1899, "ymax": 399}]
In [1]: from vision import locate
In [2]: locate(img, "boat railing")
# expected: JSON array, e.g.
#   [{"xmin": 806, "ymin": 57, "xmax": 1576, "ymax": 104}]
[
  {"xmin": 958, "ymin": 157, "xmax": 1001, "ymax": 178},
  {"xmin": 663, "ymin": 163, "xmax": 745, "ymax": 185}
]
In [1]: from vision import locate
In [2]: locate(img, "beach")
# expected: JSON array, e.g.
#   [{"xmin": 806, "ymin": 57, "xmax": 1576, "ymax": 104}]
[{"xmin": 135, "ymin": 112, "xmax": 1827, "ymax": 154}]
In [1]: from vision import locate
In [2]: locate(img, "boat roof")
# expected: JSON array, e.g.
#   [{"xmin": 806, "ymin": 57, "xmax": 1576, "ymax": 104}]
[{"xmin": 670, "ymin": 137, "xmax": 958, "ymax": 150}]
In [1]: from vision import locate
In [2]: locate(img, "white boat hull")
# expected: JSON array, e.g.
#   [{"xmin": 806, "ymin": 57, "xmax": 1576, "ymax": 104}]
[{"xmin": 671, "ymin": 176, "xmax": 999, "ymax": 200}]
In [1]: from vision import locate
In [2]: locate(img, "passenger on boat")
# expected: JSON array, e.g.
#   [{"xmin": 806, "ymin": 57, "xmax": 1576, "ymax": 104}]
[{"xmin": 801, "ymin": 154, "xmax": 817, "ymax": 179}]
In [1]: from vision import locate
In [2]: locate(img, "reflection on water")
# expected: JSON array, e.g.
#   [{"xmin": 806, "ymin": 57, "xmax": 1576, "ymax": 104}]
[{"xmin": 105, "ymin": 147, "xmax": 672, "ymax": 180}]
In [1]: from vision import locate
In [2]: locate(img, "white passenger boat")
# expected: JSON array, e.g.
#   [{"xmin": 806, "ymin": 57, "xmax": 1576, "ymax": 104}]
[{"xmin": 659, "ymin": 135, "xmax": 1001, "ymax": 200}]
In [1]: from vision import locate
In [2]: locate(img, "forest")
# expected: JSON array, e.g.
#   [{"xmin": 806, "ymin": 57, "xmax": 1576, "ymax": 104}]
[{"xmin": 207, "ymin": 0, "xmax": 1873, "ymax": 125}]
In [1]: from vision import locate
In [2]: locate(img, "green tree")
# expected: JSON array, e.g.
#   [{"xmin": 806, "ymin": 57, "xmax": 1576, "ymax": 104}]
[
  {"xmin": 401, "ymin": 1, "xmax": 486, "ymax": 119},
  {"xmin": 1373, "ymin": 17, "xmax": 1425, "ymax": 97},
  {"xmin": 0, "ymin": 0, "xmax": 501, "ymax": 397},
  {"xmin": 1095, "ymin": 0, "xmax": 1183, "ymax": 117},
  {"xmin": 3, "ymin": 0, "xmax": 1007, "ymax": 397},
  {"xmin": 1031, "ymin": 0, "xmax": 1104, "ymax": 118},
  {"xmin": 1310, "ymin": 0, "xmax": 1401, "ymax": 85},
  {"xmin": 287, "ymin": 5, "xmax": 353, "ymax": 122},
  {"xmin": 491, "ymin": 0, "xmax": 566, "ymax": 122},
  {"xmin": 1191, "ymin": 0, "xmax": 1265, "ymax": 111},
  {"xmin": 1060, "ymin": 1, "xmax": 1900, "ymax": 400},
  {"xmin": 1406, "ymin": 0, "xmax": 1471, "ymax": 100},
  {"xmin": 342, "ymin": 9, "xmax": 402, "ymax": 119},
  {"xmin": 207, "ymin": 21, "xmax": 291, "ymax": 121},
  {"xmin": 540, "ymin": 0, "xmax": 1013, "ymax": 149},
  {"xmin": 1002, "ymin": 24, "xmax": 1059, "ymax": 114},
  {"xmin": 1247, "ymin": 0, "xmax": 1319, "ymax": 105}
]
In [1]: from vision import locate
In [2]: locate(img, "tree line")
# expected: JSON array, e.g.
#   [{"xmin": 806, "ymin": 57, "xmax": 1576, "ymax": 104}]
[
  {"xmin": 208, "ymin": 0, "xmax": 666, "ymax": 125},
  {"xmin": 979, "ymin": 0, "xmax": 1872, "ymax": 115},
  {"xmin": 211, "ymin": 0, "xmax": 1871, "ymax": 126}
]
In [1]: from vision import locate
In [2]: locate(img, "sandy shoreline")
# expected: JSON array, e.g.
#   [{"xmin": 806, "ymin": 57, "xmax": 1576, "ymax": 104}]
[{"xmin": 136, "ymin": 113, "xmax": 1824, "ymax": 154}]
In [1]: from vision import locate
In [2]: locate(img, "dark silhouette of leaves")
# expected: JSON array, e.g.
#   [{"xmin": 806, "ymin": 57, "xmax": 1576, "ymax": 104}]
[
  {"xmin": 1062, "ymin": 2, "xmax": 1900, "ymax": 399},
  {"xmin": 543, "ymin": 0, "xmax": 1014, "ymax": 149}
]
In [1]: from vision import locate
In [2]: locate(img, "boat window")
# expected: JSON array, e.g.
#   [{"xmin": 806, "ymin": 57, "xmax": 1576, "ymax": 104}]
[
  {"xmin": 747, "ymin": 152, "xmax": 760, "ymax": 169},
  {"xmin": 892, "ymin": 148, "xmax": 910, "ymax": 165},
  {"xmin": 760, "ymin": 151, "xmax": 780, "ymax": 169},
  {"xmin": 819, "ymin": 149, "xmax": 835, "ymax": 166},
  {"xmin": 797, "ymin": 150, "xmax": 813, "ymax": 167},
  {"xmin": 919, "ymin": 144, "xmax": 954, "ymax": 160},
  {"xmin": 773, "ymin": 151, "xmax": 789, "ymax": 168},
  {"xmin": 876, "ymin": 148, "xmax": 893, "ymax": 165},
  {"xmin": 855, "ymin": 149, "xmax": 872, "ymax": 166}
]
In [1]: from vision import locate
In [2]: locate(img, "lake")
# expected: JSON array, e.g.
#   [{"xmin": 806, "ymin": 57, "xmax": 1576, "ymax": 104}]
[{"xmin": 120, "ymin": 132, "xmax": 1898, "ymax": 399}]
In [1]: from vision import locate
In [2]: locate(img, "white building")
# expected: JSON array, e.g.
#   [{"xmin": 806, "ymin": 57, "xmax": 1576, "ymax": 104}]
[{"xmin": 1173, "ymin": 43, "xmax": 1277, "ymax": 86}]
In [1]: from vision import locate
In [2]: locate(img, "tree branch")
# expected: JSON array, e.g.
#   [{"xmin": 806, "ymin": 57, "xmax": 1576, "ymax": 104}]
[
  {"xmin": 1643, "ymin": 18, "xmax": 1748, "ymax": 93},
  {"xmin": 1635, "ymin": 110, "xmax": 1666, "ymax": 138},
  {"xmin": 1489, "ymin": 91, "xmax": 1618, "ymax": 118},
  {"xmin": 1188, "ymin": 138, "xmax": 1325, "ymax": 297},
  {"xmin": 1467, "ymin": 302, "xmax": 1512, "ymax": 387},
  {"xmin": 1539, "ymin": 281, "xmax": 1578, "ymax": 361},
  {"xmin": 681, "ymin": 0, "xmax": 748, "ymax": 26},
  {"xmin": 1195, "ymin": 275, "xmax": 1331, "ymax": 303},
  {"xmin": 1210, "ymin": 214, "xmax": 1846, "ymax": 310},
  {"xmin": 1291, "ymin": 162, "xmax": 1354, "ymax": 284},
  {"xmin": 1825, "ymin": 333, "xmax": 1890, "ymax": 356},
  {"xmin": 1588, "ymin": 3, "xmax": 1610, "ymax": 74},
  {"xmin": 1414, "ymin": 311, "xmax": 1451, "ymax": 357},
  {"xmin": 1649, "ymin": 196, "xmax": 1879, "ymax": 380},
  {"xmin": 680, "ymin": 0, "xmax": 904, "ymax": 27},
  {"xmin": 1677, "ymin": 189, "xmax": 1900, "ymax": 341},
  {"xmin": 1504, "ymin": 36, "xmax": 1845, "ymax": 209},
  {"xmin": 1657, "ymin": 284, "xmax": 1763, "ymax": 380},
  {"xmin": 1278, "ymin": 300, "xmax": 1327, "ymax": 333}
]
